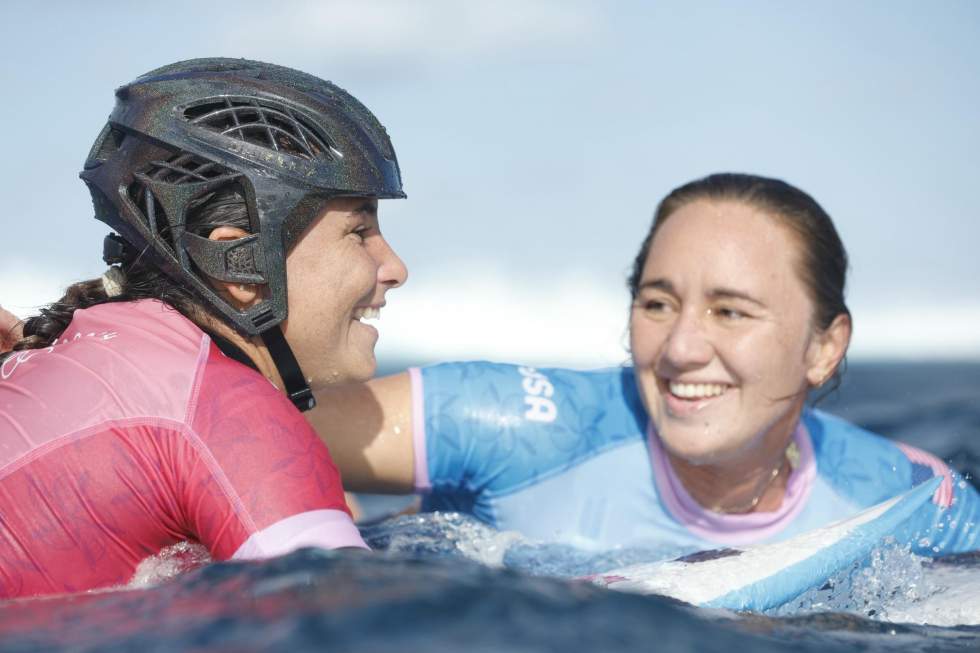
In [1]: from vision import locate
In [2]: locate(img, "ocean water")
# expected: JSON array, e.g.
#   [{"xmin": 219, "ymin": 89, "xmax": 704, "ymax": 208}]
[{"xmin": 0, "ymin": 361, "xmax": 977, "ymax": 652}]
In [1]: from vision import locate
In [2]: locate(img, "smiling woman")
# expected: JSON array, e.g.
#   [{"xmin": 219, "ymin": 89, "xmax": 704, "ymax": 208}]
[
  {"xmin": 211, "ymin": 197, "xmax": 406, "ymax": 387},
  {"xmin": 0, "ymin": 58, "xmax": 407, "ymax": 599},
  {"xmin": 282, "ymin": 198, "xmax": 407, "ymax": 385},
  {"xmin": 627, "ymin": 176, "xmax": 851, "ymax": 514},
  {"xmin": 312, "ymin": 173, "xmax": 978, "ymax": 556}
]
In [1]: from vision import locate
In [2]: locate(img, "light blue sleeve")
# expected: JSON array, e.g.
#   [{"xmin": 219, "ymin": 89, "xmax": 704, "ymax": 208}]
[{"xmin": 416, "ymin": 362, "xmax": 646, "ymax": 520}]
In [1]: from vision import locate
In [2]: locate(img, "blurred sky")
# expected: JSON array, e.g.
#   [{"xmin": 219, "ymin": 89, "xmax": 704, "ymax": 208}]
[{"xmin": 1, "ymin": 1, "xmax": 977, "ymax": 366}]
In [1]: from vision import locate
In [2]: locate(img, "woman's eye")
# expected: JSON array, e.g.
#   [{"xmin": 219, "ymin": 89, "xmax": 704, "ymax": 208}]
[
  {"xmin": 712, "ymin": 307, "xmax": 746, "ymax": 321},
  {"xmin": 640, "ymin": 299, "xmax": 670, "ymax": 314}
]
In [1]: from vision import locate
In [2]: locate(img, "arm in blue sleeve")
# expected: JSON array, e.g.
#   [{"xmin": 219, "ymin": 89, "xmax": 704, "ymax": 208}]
[
  {"xmin": 417, "ymin": 362, "xmax": 646, "ymax": 509},
  {"xmin": 418, "ymin": 361, "xmax": 531, "ymax": 499}
]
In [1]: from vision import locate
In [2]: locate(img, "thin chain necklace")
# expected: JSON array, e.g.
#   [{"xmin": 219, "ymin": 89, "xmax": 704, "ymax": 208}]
[{"xmin": 712, "ymin": 441, "xmax": 800, "ymax": 514}]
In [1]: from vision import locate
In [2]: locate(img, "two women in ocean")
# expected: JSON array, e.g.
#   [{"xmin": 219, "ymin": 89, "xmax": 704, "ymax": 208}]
[{"xmin": 0, "ymin": 58, "xmax": 976, "ymax": 599}]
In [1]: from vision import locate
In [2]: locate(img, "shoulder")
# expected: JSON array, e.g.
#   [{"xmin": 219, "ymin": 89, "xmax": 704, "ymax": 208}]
[
  {"xmin": 190, "ymin": 343, "xmax": 350, "ymax": 525},
  {"xmin": 804, "ymin": 409, "xmax": 895, "ymax": 453},
  {"xmin": 803, "ymin": 409, "xmax": 954, "ymax": 508},
  {"xmin": 193, "ymin": 340, "xmax": 304, "ymax": 435},
  {"xmin": 66, "ymin": 300, "xmax": 209, "ymax": 381},
  {"xmin": 0, "ymin": 300, "xmax": 210, "ymax": 426},
  {"xmin": 75, "ymin": 299, "xmax": 204, "ymax": 345}
]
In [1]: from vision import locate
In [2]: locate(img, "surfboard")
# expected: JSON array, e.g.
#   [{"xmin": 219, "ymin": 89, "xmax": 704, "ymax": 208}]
[{"xmin": 591, "ymin": 476, "xmax": 941, "ymax": 612}]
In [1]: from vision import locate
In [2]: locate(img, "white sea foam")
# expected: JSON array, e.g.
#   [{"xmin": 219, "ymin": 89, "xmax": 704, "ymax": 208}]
[
  {"xmin": 882, "ymin": 562, "xmax": 980, "ymax": 626},
  {"xmin": 373, "ymin": 511, "xmax": 526, "ymax": 567},
  {"xmin": 390, "ymin": 509, "xmax": 980, "ymax": 627},
  {"xmin": 128, "ymin": 541, "xmax": 212, "ymax": 589},
  {"xmin": 456, "ymin": 529, "xmax": 526, "ymax": 568},
  {"xmin": 111, "ymin": 518, "xmax": 980, "ymax": 629},
  {"xmin": 772, "ymin": 544, "xmax": 980, "ymax": 627}
]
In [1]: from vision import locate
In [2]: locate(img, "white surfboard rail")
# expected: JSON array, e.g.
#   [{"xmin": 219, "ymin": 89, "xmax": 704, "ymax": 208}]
[{"xmin": 594, "ymin": 476, "xmax": 941, "ymax": 612}]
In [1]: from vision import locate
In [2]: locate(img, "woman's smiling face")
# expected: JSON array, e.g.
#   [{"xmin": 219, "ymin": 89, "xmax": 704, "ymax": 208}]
[
  {"xmin": 629, "ymin": 199, "xmax": 828, "ymax": 465},
  {"xmin": 282, "ymin": 197, "xmax": 407, "ymax": 387}
]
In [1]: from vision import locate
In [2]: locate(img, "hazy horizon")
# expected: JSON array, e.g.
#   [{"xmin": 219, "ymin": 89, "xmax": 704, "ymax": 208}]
[{"xmin": 2, "ymin": 1, "xmax": 978, "ymax": 365}]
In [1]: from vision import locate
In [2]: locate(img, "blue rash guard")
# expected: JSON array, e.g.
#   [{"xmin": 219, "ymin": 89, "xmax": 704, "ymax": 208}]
[{"xmin": 409, "ymin": 362, "xmax": 979, "ymax": 555}]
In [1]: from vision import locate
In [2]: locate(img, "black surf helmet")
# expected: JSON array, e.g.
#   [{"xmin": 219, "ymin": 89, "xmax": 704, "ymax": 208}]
[{"xmin": 80, "ymin": 57, "xmax": 406, "ymax": 410}]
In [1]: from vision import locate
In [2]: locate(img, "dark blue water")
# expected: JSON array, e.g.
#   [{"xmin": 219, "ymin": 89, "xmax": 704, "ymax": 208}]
[
  {"xmin": 1, "ymin": 362, "xmax": 977, "ymax": 652},
  {"xmin": 2, "ymin": 548, "xmax": 978, "ymax": 653}
]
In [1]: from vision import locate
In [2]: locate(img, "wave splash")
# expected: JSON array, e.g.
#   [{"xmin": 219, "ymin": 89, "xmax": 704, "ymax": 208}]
[{"xmin": 128, "ymin": 513, "xmax": 980, "ymax": 628}]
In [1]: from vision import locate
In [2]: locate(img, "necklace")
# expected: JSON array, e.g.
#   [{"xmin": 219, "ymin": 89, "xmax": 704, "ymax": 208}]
[{"xmin": 712, "ymin": 441, "xmax": 800, "ymax": 514}]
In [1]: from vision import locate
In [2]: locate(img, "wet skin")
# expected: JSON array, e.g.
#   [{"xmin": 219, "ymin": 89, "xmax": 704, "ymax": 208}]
[
  {"xmin": 211, "ymin": 197, "xmax": 407, "ymax": 390},
  {"xmin": 629, "ymin": 199, "xmax": 848, "ymax": 512},
  {"xmin": 281, "ymin": 197, "xmax": 407, "ymax": 386}
]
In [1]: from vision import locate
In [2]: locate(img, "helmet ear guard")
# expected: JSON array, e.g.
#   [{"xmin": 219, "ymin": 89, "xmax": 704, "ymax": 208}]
[
  {"xmin": 130, "ymin": 166, "xmax": 299, "ymax": 335},
  {"xmin": 181, "ymin": 232, "xmax": 265, "ymax": 284},
  {"xmin": 83, "ymin": 140, "xmax": 307, "ymax": 336}
]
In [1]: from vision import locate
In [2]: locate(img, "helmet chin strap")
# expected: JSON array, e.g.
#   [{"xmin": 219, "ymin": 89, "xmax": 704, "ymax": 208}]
[{"xmin": 260, "ymin": 326, "xmax": 316, "ymax": 412}]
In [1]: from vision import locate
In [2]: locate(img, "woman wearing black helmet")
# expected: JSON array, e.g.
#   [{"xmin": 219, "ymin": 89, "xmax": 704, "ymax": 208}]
[{"xmin": 0, "ymin": 58, "xmax": 407, "ymax": 598}]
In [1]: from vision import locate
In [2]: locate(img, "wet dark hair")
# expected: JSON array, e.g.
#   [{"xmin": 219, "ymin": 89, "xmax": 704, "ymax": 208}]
[
  {"xmin": 628, "ymin": 173, "xmax": 851, "ymax": 391},
  {"xmin": 2, "ymin": 187, "xmax": 252, "ymax": 358}
]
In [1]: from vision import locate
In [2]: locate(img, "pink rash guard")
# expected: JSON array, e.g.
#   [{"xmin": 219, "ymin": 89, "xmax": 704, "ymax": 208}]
[{"xmin": 0, "ymin": 300, "xmax": 365, "ymax": 599}]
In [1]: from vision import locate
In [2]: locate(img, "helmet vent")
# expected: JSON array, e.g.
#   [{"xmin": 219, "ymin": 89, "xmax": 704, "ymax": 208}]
[
  {"xmin": 84, "ymin": 125, "xmax": 127, "ymax": 170},
  {"xmin": 183, "ymin": 97, "xmax": 336, "ymax": 161},
  {"xmin": 127, "ymin": 152, "xmax": 238, "ymax": 255},
  {"xmin": 136, "ymin": 152, "xmax": 230, "ymax": 185}
]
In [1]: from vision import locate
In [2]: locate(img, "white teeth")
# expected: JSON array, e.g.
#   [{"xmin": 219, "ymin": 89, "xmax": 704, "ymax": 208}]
[
  {"xmin": 353, "ymin": 307, "xmax": 380, "ymax": 321},
  {"xmin": 669, "ymin": 382, "xmax": 728, "ymax": 399}
]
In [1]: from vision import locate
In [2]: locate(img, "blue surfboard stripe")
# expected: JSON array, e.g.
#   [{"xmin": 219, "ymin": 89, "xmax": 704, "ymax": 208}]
[{"xmin": 702, "ymin": 476, "xmax": 942, "ymax": 611}]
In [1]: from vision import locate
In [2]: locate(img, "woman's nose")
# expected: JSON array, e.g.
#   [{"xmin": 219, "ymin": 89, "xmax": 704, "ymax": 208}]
[
  {"xmin": 663, "ymin": 310, "xmax": 714, "ymax": 369},
  {"xmin": 376, "ymin": 237, "xmax": 408, "ymax": 289}
]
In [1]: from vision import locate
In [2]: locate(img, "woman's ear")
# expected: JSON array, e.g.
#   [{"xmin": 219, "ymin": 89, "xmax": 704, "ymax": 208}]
[
  {"xmin": 207, "ymin": 226, "xmax": 261, "ymax": 309},
  {"xmin": 805, "ymin": 313, "xmax": 852, "ymax": 387}
]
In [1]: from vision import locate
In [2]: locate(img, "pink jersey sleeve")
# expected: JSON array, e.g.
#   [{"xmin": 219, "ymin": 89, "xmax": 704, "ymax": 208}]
[{"xmin": 185, "ymin": 343, "xmax": 367, "ymax": 559}]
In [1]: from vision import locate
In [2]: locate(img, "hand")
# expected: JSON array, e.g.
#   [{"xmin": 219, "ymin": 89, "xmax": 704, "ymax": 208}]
[{"xmin": 0, "ymin": 305, "xmax": 24, "ymax": 352}]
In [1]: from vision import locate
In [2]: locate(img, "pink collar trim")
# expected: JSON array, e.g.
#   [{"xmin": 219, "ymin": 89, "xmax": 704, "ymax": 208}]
[{"xmin": 647, "ymin": 420, "xmax": 816, "ymax": 546}]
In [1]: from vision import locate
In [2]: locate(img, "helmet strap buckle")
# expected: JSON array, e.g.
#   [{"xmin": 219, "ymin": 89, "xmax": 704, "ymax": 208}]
[{"xmin": 260, "ymin": 325, "xmax": 316, "ymax": 412}]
